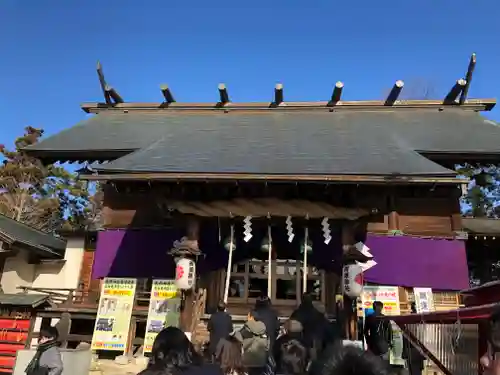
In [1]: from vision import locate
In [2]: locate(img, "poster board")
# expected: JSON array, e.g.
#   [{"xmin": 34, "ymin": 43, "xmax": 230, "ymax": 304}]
[
  {"xmin": 361, "ymin": 285, "xmax": 404, "ymax": 366},
  {"xmin": 91, "ymin": 278, "xmax": 137, "ymax": 351},
  {"xmin": 413, "ymin": 287, "xmax": 435, "ymax": 313},
  {"xmin": 144, "ymin": 280, "xmax": 181, "ymax": 353}
]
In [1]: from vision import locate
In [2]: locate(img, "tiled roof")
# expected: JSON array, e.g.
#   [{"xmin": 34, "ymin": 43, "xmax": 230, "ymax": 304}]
[
  {"xmin": 25, "ymin": 109, "xmax": 500, "ymax": 177},
  {"xmin": 0, "ymin": 214, "xmax": 66, "ymax": 257}
]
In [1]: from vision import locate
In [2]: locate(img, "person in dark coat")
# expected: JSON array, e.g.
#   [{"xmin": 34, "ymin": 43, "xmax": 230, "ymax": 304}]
[
  {"xmin": 254, "ymin": 295, "xmax": 280, "ymax": 349},
  {"xmin": 208, "ymin": 301, "xmax": 234, "ymax": 358},
  {"xmin": 402, "ymin": 303, "xmax": 425, "ymax": 375},
  {"xmin": 274, "ymin": 319, "xmax": 308, "ymax": 373},
  {"xmin": 363, "ymin": 301, "xmax": 393, "ymax": 362},
  {"xmin": 138, "ymin": 326, "xmax": 222, "ymax": 375},
  {"xmin": 290, "ymin": 293, "xmax": 329, "ymax": 356}
]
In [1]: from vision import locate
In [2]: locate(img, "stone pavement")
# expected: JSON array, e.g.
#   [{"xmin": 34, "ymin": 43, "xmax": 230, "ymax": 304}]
[{"xmin": 89, "ymin": 356, "xmax": 148, "ymax": 375}]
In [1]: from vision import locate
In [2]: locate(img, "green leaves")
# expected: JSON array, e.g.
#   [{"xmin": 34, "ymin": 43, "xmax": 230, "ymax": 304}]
[
  {"xmin": 457, "ymin": 163, "xmax": 500, "ymax": 218},
  {"xmin": 0, "ymin": 127, "xmax": 102, "ymax": 232}
]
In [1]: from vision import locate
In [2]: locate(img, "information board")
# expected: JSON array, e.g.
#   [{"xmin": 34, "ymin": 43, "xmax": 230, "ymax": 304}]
[
  {"xmin": 91, "ymin": 278, "xmax": 137, "ymax": 351},
  {"xmin": 144, "ymin": 280, "xmax": 181, "ymax": 353}
]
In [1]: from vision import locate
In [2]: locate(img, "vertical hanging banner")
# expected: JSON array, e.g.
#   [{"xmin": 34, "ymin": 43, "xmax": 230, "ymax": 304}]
[
  {"xmin": 361, "ymin": 285, "xmax": 404, "ymax": 366},
  {"xmin": 91, "ymin": 278, "xmax": 137, "ymax": 351},
  {"xmin": 144, "ymin": 280, "xmax": 181, "ymax": 353},
  {"xmin": 413, "ymin": 287, "xmax": 435, "ymax": 313}
]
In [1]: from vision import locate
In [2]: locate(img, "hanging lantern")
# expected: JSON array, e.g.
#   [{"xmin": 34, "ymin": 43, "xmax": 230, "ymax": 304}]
[
  {"xmin": 223, "ymin": 237, "xmax": 237, "ymax": 251},
  {"xmin": 300, "ymin": 240, "xmax": 313, "ymax": 254},
  {"xmin": 342, "ymin": 264, "xmax": 363, "ymax": 298},
  {"xmin": 175, "ymin": 258, "xmax": 196, "ymax": 290},
  {"xmin": 261, "ymin": 237, "xmax": 271, "ymax": 252}
]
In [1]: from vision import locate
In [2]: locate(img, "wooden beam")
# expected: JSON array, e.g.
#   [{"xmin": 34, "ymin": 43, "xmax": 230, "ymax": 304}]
[
  {"xmin": 329, "ymin": 81, "xmax": 344, "ymax": 104},
  {"xmin": 459, "ymin": 53, "xmax": 477, "ymax": 105},
  {"xmin": 80, "ymin": 98, "xmax": 496, "ymax": 113},
  {"xmin": 218, "ymin": 83, "xmax": 230, "ymax": 105},
  {"xmin": 160, "ymin": 84, "xmax": 175, "ymax": 103},
  {"xmin": 96, "ymin": 61, "xmax": 124, "ymax": 104},
  {"xmin": 96, "ymin": 61, "xmax": 111, "ymax": 105},
  {"xmin": 444, "ymin": 79, "xmax": 466, "ymax": 104},
  {"xmin": 80, "ymin": 171, "xmax": 466, "ymax": 185},
  {"xmin": 385, "ymin": 80, "xmax": 404, "ymax": 106},
  {"xmin": 105, "ymin": 85, "xmax": 124, "ymax": 104},
  {"xmin": 274, "ymin": 83, "xmax": 284, "ymax": 105}
]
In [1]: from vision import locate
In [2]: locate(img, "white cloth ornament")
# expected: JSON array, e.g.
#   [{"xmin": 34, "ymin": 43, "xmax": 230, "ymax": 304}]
[
  {"xmin": 322, "ymin": 217, "xmax": 332, "ymax": 245},
  {"xmin": 285, "ymin": 216, "xmax": 295, "ymax": 243},
  {"xmin": 243, "ymin": 216, "xmax": 253, "ymax": 242}
]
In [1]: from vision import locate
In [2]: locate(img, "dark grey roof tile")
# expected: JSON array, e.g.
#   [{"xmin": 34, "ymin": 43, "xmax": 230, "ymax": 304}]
[
  {"xmin": 0, "ymin": 214, "xmax": 66, "ymax": 256},
  {"xmin": 25, "ymin": 109, "xmax": 500, "ymax": 176}
]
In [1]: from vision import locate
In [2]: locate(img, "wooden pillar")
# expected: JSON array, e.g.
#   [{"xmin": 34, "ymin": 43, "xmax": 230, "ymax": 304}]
[
  {"xmin": 341, "ymin": 221, "xmax": 357, "ymax": 340},
  {"xmin": 179, "ymin": 216, "xmax": 199, "ymax": 333},
  {"xmin": 388, "ymin": 191, "xmax": 399, "ymax": 231}
]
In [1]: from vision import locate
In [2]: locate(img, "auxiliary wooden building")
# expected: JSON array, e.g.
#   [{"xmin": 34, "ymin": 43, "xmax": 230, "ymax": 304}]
[{"xmin": 22, "ymin": 59, "xmax": 500, "ymax": 341}]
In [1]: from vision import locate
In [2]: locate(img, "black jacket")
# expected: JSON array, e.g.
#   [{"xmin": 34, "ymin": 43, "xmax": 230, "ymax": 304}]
[
  {"xmin": 290, "ymin": 303, "xmax": 328, "ymax": 350},
  {"xmin": 363, "ymin": 314, "xmax": 393, "ymax": 355},
  {"xmin": 139, "ymin": 363, "xmax": 223, "ymax": 375},
  {"xmin": 273, "ymin": 332, "xmax": 308, "ymax": 373},
  {"xmin": 255, "ymin": 306, "xmax": 280, "ymax": 348},
  {"xmin": 207, "ymin": 311, "xmax": 233, "ymax": 354}
]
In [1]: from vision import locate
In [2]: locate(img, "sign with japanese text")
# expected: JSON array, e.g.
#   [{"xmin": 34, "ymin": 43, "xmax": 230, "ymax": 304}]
[
  {"xmin": 144, "ymin": 280, "xmax": 181, "ymax": 353},
  {"xmin": 361, "ymin": 285, "xmax": 400, "ymax": 315},
  {"xmin": 413, "ymin": 287, "xmax": 435, "ymax": 313},
  {"xmin": 91, "ymin": 278, "xmax": 137, "ymax": 351}
]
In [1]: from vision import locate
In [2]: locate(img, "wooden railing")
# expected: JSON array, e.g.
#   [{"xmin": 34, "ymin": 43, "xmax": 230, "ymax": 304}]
[{"xmin": 18, "ymin": 286, "xmax": 152, "ymax": 309}]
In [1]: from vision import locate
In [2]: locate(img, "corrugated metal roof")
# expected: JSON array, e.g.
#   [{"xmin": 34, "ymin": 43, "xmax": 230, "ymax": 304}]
[{"xmin": 25, "ymin": 109, "xmax": 500, "ymax": 176}]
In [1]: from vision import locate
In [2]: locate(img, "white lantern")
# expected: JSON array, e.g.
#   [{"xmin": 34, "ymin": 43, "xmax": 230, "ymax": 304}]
[
  {"xmin": 223, "ymin": 236, "xmax": 237, "ymax": 251},
  {"xmin": 175, "ymin": 258, "xmax": 196, "ymax": 290},
  {"xmin": 261, "ymin": 238, "xmax": 271, "ymax": 252},
  {"xmin": 300, "ymin": 240, "xmax": 313, "ymax": 254},
  {"xmin": 342, "ymin": 264, "xmax": 363, "ymax": 297}
]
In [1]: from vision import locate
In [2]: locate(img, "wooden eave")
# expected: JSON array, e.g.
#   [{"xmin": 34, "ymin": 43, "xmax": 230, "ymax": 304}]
[
  {"xmin": 80, "ymin": 98, "xmax": 496, "ymax": 114},
  {"xmin": 78, "ymin": 171, "xmax": 466, "ymax": 185}
]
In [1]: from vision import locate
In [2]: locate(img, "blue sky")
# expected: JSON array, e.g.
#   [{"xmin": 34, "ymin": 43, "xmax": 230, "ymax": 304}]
[{"xmin": 0, "ymin": 0, "xmax": 499, "ymax": 147}]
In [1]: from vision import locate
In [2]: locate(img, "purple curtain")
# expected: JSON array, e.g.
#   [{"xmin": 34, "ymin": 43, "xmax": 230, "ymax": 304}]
[
  {"xmin": 93, "ymin": 229, "xmax": 469, "ymax": 291},
  {"xmin": 364, "ymin": 235, "xmax": 469, "ymax": 290}
]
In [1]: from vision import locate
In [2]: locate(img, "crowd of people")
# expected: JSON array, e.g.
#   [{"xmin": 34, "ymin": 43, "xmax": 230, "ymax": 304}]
[
  {"xmin": 139, "ymin": 293, "xmax": 396, "ymax": 375},
  {"xmin": 28, "ymin": 293, "xmax": 500, "ymax": 375}
]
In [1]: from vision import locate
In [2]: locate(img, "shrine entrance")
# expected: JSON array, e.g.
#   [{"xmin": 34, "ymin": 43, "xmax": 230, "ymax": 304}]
[{"xmin": 224, "ymin": 254, "xmax": 325, "ymax": 316}]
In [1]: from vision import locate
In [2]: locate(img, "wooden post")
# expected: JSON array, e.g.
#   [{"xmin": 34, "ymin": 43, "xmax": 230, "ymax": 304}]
[
  {"xmin": 388, "ymin": 192, "xmax": 399, "ymax": 231},
  {"xmin": 179, "ymin": 216, "xmax": 199, "ymax": 333},
  {"xmin": 341, "ymin": 221, "xmax": 357, "ymax": 340}
]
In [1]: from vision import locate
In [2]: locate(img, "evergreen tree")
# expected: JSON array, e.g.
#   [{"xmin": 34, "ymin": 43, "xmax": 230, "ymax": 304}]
[{"xmin": 0, "ymin": 126, "xmax": 100, "ymax": 232}]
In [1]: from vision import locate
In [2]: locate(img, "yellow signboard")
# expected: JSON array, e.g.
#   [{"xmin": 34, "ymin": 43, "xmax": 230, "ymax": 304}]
[
  {"xmin": 144, "ymin": 280, "xmax": 181, "ymax": 353},
  {"xmin": 91, "ymin": 278, "xmax": 137, "ymax": 351}
]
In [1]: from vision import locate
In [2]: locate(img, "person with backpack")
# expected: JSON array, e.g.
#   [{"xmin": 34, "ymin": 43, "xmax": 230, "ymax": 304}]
[
  {"xmin": 233, "ymin": 309, "xmax": 269, "ymax": 375},
  {"xmin": 363, "ymin": 301, "xmax": 393, "ymax": 363}
]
